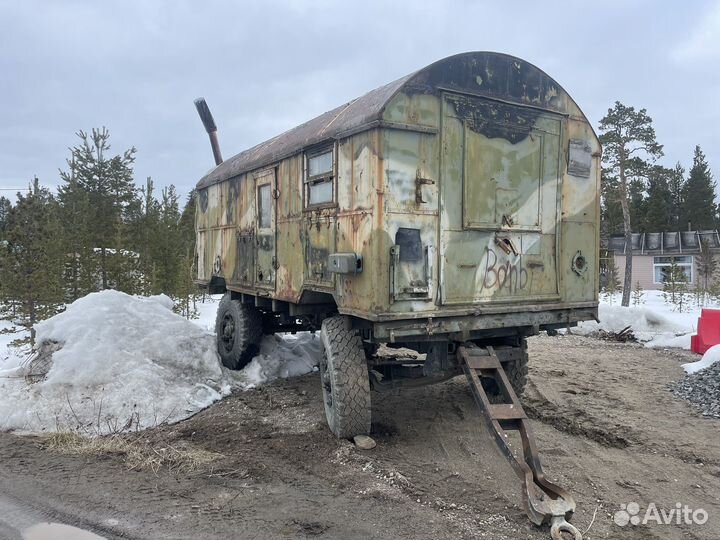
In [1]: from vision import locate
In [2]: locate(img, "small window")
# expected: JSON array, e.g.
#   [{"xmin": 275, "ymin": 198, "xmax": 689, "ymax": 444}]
[
  {"xmin": 308, "ymin": 181, "xmax": 332, "ymax": 205},
  {"xmin": 305, "ymin": 147, "xmax": 334, "ymax": 207},
  {"xmin": 257, "ymin": 184, "xmax": 271, "ymax": 228},
  {"xmin": 653, "ymin": 255, "xmax": 693, "ymax": 284},
  {"xmin": 395, "ymin": 228, "xmax": 422, "ymax": 262},
  {"xmin": 309, "ymin": 151, "xmax": 332, "ymax": 177}
]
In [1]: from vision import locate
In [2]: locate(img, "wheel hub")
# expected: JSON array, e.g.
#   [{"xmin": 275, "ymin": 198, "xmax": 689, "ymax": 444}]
[{"xmin": 220, "ymin": 314, "xmax": 235, "ymax": 352}]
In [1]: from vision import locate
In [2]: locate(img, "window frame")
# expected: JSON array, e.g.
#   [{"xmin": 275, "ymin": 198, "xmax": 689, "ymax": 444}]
[
  {"xmin": 303, "ymin": 144, "xmax": 336, "ymax": 210},
  {"xmin": 253, "ymin": 168, "xmax": 275, "ymax": 232},
  {"xmin": 256, "ymin": 183, "xmax": 272, "ymax": 230},
  {"xmin": 652, "ymin": 255, "xmax": 693, "ymax": 285}
]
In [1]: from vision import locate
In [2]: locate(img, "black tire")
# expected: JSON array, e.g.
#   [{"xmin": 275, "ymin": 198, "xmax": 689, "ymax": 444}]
[
  {"xmin": 319, "ymin": 316, "xmax": 372, "ymax": 438},
  {"xmin": 477, "ymin": 338, "xmax": 529, "ymax": 398},
  {"xmin": 215, "ymin": 293, "xmax": 263, "ymax": 370},
  {"xmin": 504, "ymin": 338, "xmax": 529, "ymax": 397}
]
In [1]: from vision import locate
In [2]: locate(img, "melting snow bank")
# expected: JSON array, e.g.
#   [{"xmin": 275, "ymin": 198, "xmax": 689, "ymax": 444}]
[
  {"xmin": 682, "ymin": 345, "xmax": 720, "ymax": 374},
  {"xmin": 574, "ymin": 303, "xmax": 695, "ymax": 349},
  {"xmin": 0, "ymin": 290, "xmax": 320, "ymax": 434}
]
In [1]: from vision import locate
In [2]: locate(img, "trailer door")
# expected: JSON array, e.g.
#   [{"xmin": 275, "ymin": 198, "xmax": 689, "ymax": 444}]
[
  {"xmin": 439, "ymin": 93, "xmax": 562, "ymax": 305},
  {"xmin": 254, "ymin": 168, "xmax": 277, "ymax": 290}
]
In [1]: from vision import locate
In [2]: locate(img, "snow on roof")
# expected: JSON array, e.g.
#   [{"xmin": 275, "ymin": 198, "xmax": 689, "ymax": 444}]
[{"xmin": 609, "ymin": 230, "xmax": 720, "ymax": 255}]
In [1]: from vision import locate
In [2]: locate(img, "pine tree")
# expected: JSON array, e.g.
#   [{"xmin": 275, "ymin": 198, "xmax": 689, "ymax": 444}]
[
  {"xmin": 59, "ymin": 128, "xmax": 137, "ymax": 291},
  {"xmin": 668, "ymin": 163, "xmax": 686, "ymax": 231},
  {"xmin": 643, "ymin": 166, "xmax": 673, "ymax": 232},
  {"xmin": 632, "ymin": 280, "xmax": 645, "ymax": 306},
  {"xmin": 602, "ymin": 260, "xmax": 621, "ymax": 305},
  {"xmin": 681, "ymin": 146, "xmax": 717, "ymax": 230},
  {"xmin": 176, "ymin": 191, "xmax": 199, "ymax": 318},
  {"xmin": 178, "ymin": 190, "xmax": 197, "ymax": 252},
  {"xmin": 601, "ymin": 171, "xmax": 624, "ymax": 236},
  {"xmin": 0, "ymin": 196, "xmax": 13, "ymax": 309},
  {"xmin": 57, "ymin": 167, "xmax": 96, "ymax": 301},
  {"xmin": 125, "ymin": 177, "xmax": 161, "ymax": 294},
  {"xmin": 696, "ymin": 239, "xmax": 716, "ymax": 306},
  {"xmin": 153, "ymin": 185, "xmax": 183, "ymax": 297},
  {"xmin": 711, "ymin": 263, "xmax": 720, "ymax": 304},
  {"xmin": 2, "ymin": 179, "xmax": 65, "ymax": 343},
  {"xmin": 662, "ymin": 258, "xmax": 689, "ymax": 312},
  {"xmin": 628, "ymin": 177, "xmax": 647, "ymax": 232},
  {"xmin": 0, "ymin": 196, "xmax": 11, "ymax": 237},
  {"xmin": 599, "ymin": 102, "xmax": 663, "ymax": 307}
]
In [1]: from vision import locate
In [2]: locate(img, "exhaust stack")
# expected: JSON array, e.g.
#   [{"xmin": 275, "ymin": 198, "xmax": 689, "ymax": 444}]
[{"xmin": 194, "ymin": 97, "xmax": 223, "ymax": 166}]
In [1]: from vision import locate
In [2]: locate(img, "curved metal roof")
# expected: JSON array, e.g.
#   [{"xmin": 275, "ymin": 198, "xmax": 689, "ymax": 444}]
[{"xmin": 197, "ymin": 51, "xmax": 588, "ymax": 189}]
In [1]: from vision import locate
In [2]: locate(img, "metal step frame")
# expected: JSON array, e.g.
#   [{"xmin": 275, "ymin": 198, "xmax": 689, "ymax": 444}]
[{"xmin": 458, "ymin": 344, "xmax": 582, "ymax": 540}]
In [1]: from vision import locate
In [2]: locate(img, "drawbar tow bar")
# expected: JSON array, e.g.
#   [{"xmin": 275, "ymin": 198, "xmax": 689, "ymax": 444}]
[{"xmin": 458, "ymin": 344, "xmax": 582, "ymax": 540}]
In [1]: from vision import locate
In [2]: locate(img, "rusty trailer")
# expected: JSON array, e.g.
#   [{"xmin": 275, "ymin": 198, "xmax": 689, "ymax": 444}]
[{"xmin": 193, "ymin": 52, "xmax": 599, "ymax": 538}]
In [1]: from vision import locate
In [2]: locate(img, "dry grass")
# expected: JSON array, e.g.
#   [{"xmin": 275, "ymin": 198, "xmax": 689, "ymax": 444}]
[{"xmin": 43, "ymin": 432, "xmax": 222, "ymax": 474}]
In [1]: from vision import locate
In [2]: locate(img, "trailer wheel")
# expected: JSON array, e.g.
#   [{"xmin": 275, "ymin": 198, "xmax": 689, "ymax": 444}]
[
  {"xmin": 215, "ymin": 293, "xmax": 263, "ymax": 370},
  {"xmin": 477, "ymin": 338, "xmax": 529, "ymax": 398},
  {"xmin": 319, "ymin": 316, "xmax": 371, "ymax": 439},
  {"xmin": 504, "ymin": 348, "xmax": 529, "ymax": 397}
]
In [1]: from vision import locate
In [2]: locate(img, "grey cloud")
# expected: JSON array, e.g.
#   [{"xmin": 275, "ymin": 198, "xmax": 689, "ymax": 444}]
[{"xmin": 0, "ymin": 0, "xmax": 717, "ymax": 201}]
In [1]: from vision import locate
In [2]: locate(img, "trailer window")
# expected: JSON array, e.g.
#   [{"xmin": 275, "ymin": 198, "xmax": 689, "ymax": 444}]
[
  {"xmin": 257, "ymin": 184, "xmax": 271, "ymax": 229},
  {"xmin": 309, "ymin": 151, "xmax": 332, "ymax": 177},
  {"xmin": 305, "ymin": 148, "xmax": 334, "ymax": 206}
]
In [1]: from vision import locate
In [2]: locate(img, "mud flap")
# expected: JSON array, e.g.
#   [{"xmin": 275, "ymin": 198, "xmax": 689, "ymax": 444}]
[{"xmin": 458, "ymin": 345, "xmax": 582, "ymax": 540}]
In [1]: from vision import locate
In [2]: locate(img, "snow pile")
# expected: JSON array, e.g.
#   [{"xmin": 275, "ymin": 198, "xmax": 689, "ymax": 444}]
[
  {"xmin": 0, "ymin": 318, "xmax": 29, "ymax": 374},
  {"xmin": 682, "ymin": 345, "xmax": 720, "ymax": 374},
  {"xmin": 191, "ymin": 293, "xmax": 321, "ymax": 388},
  {"xmin": 242, "ymin": 333, "xmax": 321, "ymax": 388},
  {"xmin": 574, "ymin": 291, "xmax": 710, "ymax": 349},
  {"xmin": 574, "ymin": 303, "xmax": 692, "ymax": 348},
  {"xmin": 0, "ymin": 291, "xmax": 321, "ymax": 434},
  {"xmin": 194, "ymin": 294, "xmax": 222, "ymax": 332}
]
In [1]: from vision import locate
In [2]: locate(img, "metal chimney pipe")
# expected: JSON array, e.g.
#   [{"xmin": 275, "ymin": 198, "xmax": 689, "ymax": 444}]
[{"xmin": 194, "ymin": 97, "xmax": 223, "ymax": 166}]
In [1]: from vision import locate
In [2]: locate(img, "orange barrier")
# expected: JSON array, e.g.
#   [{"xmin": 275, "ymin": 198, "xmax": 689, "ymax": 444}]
[{"xmin": 691, "ymin": 309, "xmax": 720, "ymax": 354}]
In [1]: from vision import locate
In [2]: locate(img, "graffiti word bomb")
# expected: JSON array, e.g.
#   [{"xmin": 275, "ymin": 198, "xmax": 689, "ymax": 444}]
[{"xmin": 481, "ymin": 247, "xmax": 528, "ymax": 292}]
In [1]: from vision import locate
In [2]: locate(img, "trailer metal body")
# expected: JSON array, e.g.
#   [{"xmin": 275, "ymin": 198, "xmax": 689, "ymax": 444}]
[{"xmin": 194, "ymin": 52, "xmax": 599, "ymax": 539}]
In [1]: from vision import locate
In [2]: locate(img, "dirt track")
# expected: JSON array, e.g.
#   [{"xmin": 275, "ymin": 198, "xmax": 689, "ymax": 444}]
[{"xmin": 1, "ymin": 334, "xmax": 720, "ymax": 539}]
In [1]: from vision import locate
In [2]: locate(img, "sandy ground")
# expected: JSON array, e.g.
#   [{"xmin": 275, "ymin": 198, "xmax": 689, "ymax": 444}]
[{"xmin": 1, "ymin": 334, "xmax": 719, "ymax": 540}]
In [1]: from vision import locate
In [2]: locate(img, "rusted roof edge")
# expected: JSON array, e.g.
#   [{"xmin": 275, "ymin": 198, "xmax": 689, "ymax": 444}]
[{"xmin": 196, "ymin": 51, "xmax": 592, "ymax": 190}]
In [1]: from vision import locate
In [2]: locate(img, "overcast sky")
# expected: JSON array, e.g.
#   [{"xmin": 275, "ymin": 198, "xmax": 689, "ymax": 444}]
[{"xmin": 1, "ymin": 0, "xmax": 718, "ymax": 203}]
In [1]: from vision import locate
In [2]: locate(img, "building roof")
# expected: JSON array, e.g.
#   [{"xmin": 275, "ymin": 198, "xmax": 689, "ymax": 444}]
[
  {"xmin": 609, "ymin": 230, "xmax": 720, "ymax": 255},
  {"xmin": 196, "ymin": 51, "xmax": 589, "ymax": 189}
]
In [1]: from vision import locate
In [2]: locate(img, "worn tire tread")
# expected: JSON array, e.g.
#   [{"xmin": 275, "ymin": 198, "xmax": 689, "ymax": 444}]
[
  {"xmin": 215, "ymin": 293, "xmax": 263, "ymax": 370},
  {"xmin": 320, "ymin": 316, "xmax": 371, "ymax": 439},
  {"xmin": 504, "ymin": 338, "xmax": 529, "ymax": 397}
]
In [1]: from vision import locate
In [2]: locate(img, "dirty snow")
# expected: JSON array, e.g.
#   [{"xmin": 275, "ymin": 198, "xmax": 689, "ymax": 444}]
[
  {"xmin": 0, "ymin": 288, "xmax": 713, "ymax": 435},
  {"xmin": 0, "ymin": 291, "xmax": 320, "ymax": 434},
  {"xmin": 682, "ymin": 344, "xmax": 720, "ymax": 374},
  {"xmin": 573, "ymin": 290, "xmax": 714, "ymax": 350}
]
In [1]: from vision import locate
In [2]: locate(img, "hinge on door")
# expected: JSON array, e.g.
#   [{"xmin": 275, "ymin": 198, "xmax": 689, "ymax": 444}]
[{"xmin": 415, "ymin": 170, "xmax": 435, "ymax": 204}]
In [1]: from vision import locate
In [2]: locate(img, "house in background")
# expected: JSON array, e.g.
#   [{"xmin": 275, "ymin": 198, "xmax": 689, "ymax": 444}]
[{"xmin": 609, "ymin": 230, "xmax": 720, "ymax": 290}]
